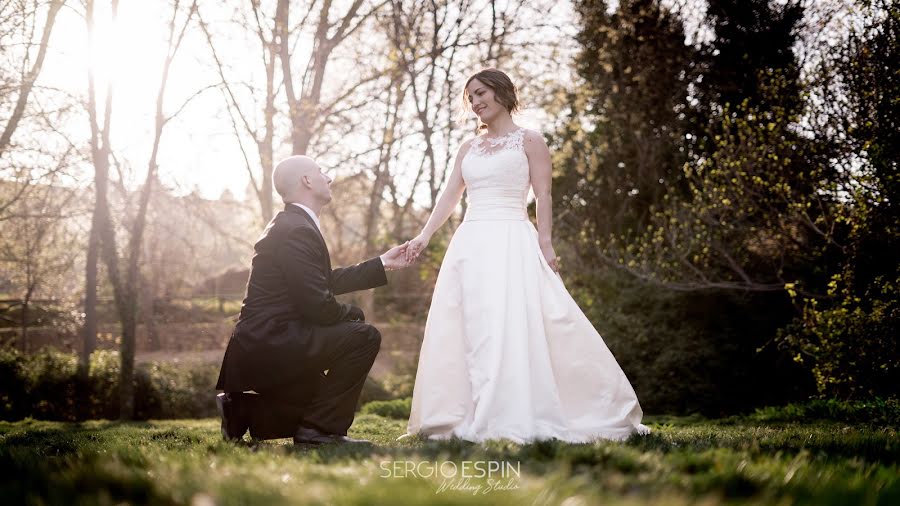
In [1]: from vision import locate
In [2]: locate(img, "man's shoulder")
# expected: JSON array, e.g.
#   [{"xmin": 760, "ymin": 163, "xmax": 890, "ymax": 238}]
[
  {"xmin": 257, "ymin": 210, "xmax": 319, "ymax": 248},
  {"xmin": 273, "ymin": 209, "xmax": 317, "ymax": 231}
]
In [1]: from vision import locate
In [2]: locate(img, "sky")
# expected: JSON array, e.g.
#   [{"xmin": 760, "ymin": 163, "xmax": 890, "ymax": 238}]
[
  {"xmin": 31, "ymin": 0, "xmax": 859, "ymax": 202},
  {"xmin": 36, "ymin": 1, "xmax": 564, "ymax": 203},
  {"xmin": 39, "ymin": 1, "xmax": 260, "ymax": 200}
]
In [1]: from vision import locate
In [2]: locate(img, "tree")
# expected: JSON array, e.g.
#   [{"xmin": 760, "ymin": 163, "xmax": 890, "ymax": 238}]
[
  {"xmin": 605, "ymin": 82, "xmax": 840, "ymax": 292},
  {"xmin": 0, "ymin": 0, "xmax": 65, "ymax": 156},
  {"xmin": 775, "ymin": 0, "xmax": 899, "ymax": 398},
  {"xmin": 84, "ymin": 0, "xmax": 204, "ymax": 419},
  {"xmin": 557, "ymin": 0, "xmax": 696, "ymax": 246},
  {"xmin": 80, "ymin": 0, "xmax": 118, "ymax": 375},
  {"xmin": 551, "ymin": 0, "xmax": 822, "ymax": 412},
  {"xmin": 575, "ymin": 0, "xmax": 820, "ymax": 293},
  {"xmin": 0, "ymin": 175, "xmax": 83, "ymax": 352},
  {"xmin": 277, "ymin": 0, "xmax": 388, "ymax": 157},
  {"xmin": 690, "ymin": 0, "xmax": 804, "ymax": 157},
  {"xmin": 197, "ymin": 1, "xmax": 281, "ymax": 224},
  {"xmin": 198, "ymin": 0, "xmax": 392, "ymax": 225},
  {"xmin": 0, "ymin": 0, "xmax": 66, "ymax": 222}
]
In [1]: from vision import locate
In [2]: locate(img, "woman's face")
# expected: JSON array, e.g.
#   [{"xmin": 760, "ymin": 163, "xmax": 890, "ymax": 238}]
[{"xmin": 467, "ymin": 78, "xmax": 504, "ymax": 123}]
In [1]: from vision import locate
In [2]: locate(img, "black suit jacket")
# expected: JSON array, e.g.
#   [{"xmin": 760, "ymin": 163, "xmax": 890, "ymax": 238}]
[{"xmin": 216, "ymin": 204, "xmax": 387, "ymax": 392}]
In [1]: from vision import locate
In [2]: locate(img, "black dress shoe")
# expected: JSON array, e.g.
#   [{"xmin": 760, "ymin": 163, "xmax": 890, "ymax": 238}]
[
  {"xmin": 293, "ymin": 425, "xmax": 371, "ymax": 445},
  {"xmin": 216, "ymin": 392, "xmax": 250, "ymax": 442}
]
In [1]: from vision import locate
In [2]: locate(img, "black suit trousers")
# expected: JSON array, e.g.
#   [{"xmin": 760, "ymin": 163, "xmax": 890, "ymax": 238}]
[{"xmin": 244, "ymin": 321, "xmax": 381, "ymax": 439}]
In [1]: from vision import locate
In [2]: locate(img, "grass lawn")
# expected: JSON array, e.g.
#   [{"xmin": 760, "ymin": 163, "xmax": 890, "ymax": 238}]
[{"xmin": 1, "ymin": 413, "xmax": 897, "ymax": 505}]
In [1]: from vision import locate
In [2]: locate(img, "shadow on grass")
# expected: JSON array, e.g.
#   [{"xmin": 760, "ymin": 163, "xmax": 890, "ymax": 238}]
[
  {"xmin": 2, "ymin": 416, "xmax": 899, "ymax": 505},
  {"xmin": 0, "ymin": 420, "xmax": 221, "ymax": 505},
  {"xmin": 276, "ymin": 421, "xmax": 900, "ymax": 468},
  {"xmin": 1, "ymin": 427, "xmax": 159, "ymax": 504}
]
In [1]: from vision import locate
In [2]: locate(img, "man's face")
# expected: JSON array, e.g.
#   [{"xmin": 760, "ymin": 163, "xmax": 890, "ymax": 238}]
[{"xmin": 306, "ymin": 164, "xmax": 333, "ymax": 205}]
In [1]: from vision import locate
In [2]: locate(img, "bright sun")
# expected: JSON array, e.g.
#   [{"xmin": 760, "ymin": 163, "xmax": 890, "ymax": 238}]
[{"xmin": 43, "ymin": 2, "xmax": 250, "ymax": 199}]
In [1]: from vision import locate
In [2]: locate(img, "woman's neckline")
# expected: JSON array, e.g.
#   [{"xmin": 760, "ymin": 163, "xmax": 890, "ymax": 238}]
[{"xmin": 480, "ymin": 126, "xmax": 522, "ymax": 141}]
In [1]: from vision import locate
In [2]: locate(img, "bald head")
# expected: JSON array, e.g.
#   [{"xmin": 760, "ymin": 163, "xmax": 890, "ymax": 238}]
[
  {"xmin": 272, "ymin": 155, "xmax": 333, "ymax": 210},
  {"xmin": 273, "ymin": 155, "xmax": 318, "ymax": 198}
]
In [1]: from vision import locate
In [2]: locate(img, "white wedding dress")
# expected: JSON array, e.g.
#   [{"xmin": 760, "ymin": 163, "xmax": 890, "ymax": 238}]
[{"xmin": 406, "ymin": 127, "xmax": 650, "ymax": 444}]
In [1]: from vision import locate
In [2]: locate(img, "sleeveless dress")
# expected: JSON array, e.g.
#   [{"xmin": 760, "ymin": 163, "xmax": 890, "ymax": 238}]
[{"xmin": 406, "ymin": 127, "xmax": 650, "ymax": 443}]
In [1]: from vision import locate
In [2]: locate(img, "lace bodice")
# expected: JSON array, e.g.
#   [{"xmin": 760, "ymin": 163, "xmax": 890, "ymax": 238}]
[{"xmin": 461, "ymin": 127, "xmax": 530, "ymax": 221}]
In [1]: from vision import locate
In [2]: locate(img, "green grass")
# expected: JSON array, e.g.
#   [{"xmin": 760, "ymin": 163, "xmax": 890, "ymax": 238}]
[{"xmin": 1, "ymin": 414, "xmax": 897, "ymax": 505}]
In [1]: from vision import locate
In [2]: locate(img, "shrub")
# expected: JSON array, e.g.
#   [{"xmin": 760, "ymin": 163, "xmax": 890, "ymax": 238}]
[
  {"xmin": 777, "ymin": 272, "xmax": 899, "ymax": 399},
  {"xmin": 748, "ymin": 398, "xmax": 900, "ymax": 426},
  {"xmin": 0, "ymin": 348, "xmax": 219, "ymax": 421},
  {"xmin": 0, "ymin": 348, "xmax": 410, "ymax": 421}
]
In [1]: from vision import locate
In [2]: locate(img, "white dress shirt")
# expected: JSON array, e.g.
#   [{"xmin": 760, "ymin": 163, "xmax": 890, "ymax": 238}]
[{"xmin": 291, "ymin": 203, "xmax": 321, "ymax": 232}]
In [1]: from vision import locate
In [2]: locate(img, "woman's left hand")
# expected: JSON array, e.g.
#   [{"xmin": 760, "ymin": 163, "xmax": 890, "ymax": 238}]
[{"xmin": 540, "ymin": 242, "xmax": 560, "ymax": 273}]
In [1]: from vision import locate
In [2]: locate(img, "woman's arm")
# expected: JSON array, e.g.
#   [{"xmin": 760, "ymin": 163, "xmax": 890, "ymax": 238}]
[
  {"xmin": 525, "ymin": 129, "xmax": 560, "ymax": 272},
  {"xmin": 407, "ymin": 139, "xmax": 472, "ymax": 261}
]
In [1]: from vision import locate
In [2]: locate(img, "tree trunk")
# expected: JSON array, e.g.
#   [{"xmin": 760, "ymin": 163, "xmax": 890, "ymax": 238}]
[
  {"xmin": 20, "ymin": 300, "xmax": 29, "ymax": 354},
  {"xmin": 142, "ymin": 274, "xmax": 160, "ymax": 351},
  {"xmin": 119, "ymin": 308, "xmax": 137, "ymax": 418},
  {"xmin": 86, "ymin": 0, "xmax": 127, "ymax": 414},
  {"xmin": 198, "ymin": 2, "xmax": 276, "ymax": 224},
  {"xmin": 80, "ymin": 205, "xmax": 100, "ymax": 373},
  {"xmin": 279, "ymin": 0, "xmax": 373, "ymax": 156}
]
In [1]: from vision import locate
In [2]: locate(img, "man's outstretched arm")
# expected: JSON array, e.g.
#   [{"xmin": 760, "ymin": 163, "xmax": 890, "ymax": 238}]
[{"xmin": 331, "ymin": 242, "xmax": 410, "ymax": 295}]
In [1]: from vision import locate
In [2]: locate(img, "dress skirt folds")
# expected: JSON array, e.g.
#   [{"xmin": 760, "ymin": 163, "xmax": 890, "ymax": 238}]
[{"xmin": 407, "ymin": 128, "xmax": 649, "ymax": 443}]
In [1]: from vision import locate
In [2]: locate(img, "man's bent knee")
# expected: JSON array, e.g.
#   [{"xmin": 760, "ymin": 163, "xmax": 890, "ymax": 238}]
[
  {"xmin": 360, "ymin": 323, "xmax": 380, "ymax": 345},
  {"xmin": 368, "ymin": 325, "xmax": 382, "ymax": 348},
  {"xmin": 353, "ymin": 323, "xmax": 381, "ymax": 351}
]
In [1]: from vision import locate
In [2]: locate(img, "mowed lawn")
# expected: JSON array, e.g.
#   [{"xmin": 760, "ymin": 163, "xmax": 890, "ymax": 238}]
[{"xmin": 1, "ymin": 412, "xmax": 897, "ymax": 505}]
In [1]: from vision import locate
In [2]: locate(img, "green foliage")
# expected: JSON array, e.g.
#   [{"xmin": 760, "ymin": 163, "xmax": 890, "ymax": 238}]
[
  {"xmin": 415, "ymin": 223, "xmax": 453, "ymax": 280},
  {"xmin": 557, "ymin": 0, "xmax": 833, "ymax": 416},
  {"xmin": 696, "ymin": 0, "xmax": 804, "ymax": 121},
  {"xmin": 1, "ymin": 411, "xmax": 898, "ymax": 505},
  {"xmin": 360, "ymin": 397, "xmax": 411, "ymax": 419},
  {"xmin": 608, "ymin": 76, "xmax": 836, "ymax": 291},
  {"xmin": 747, "ymin": 398, "xmax": 900, "ymax": 426},
  {"xmin": 773, "ymin": 3, "xmax": 900, "ymax": 399},
  {"xmin": 840, "ymin": 1, "xmax": 899, "ymax": 210},
  {"xmin": 0, "ymin": 348, "xmax": 218, "ymax": 421},
  {"xmin": 777, "ymin": 271, "xmax": 899, "ymax": 399},
  {"xmin": 568, "ymin": 268, "xmax": 810, "ymax": 415},
  {"xmin": 0, "ymin": 348, "xmax": 415, "ymax": 422},
  {"xmin": 562, "ymin": 0, "xmax": 695, "ymax": 239},
  {"xmin": 378, "ymin": 362, "xmax": 417, "ymax": 400},
  {"xmin": 357, "ymin": 376, "xmax": 395, "ymax": 408},
  {"xmin": 562, "ymin": 0, "xmax": 899, "ymax": 405}
]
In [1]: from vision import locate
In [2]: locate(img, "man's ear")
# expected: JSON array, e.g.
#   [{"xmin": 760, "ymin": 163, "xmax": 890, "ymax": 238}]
[{"xmin": 301, "ymin": 174, "xmax": 310, "ymax": 188}]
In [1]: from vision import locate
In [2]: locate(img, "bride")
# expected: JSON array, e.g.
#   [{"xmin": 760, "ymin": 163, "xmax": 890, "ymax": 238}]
[{"xmin": 402, "ymin": 68, "xmax": 650, "ymax": 443}]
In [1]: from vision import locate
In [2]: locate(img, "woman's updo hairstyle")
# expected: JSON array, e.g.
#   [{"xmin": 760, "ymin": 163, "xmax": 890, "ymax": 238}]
[{"xmin": 461, "ymin": 68, "xmax": 520, "ymax": 132}]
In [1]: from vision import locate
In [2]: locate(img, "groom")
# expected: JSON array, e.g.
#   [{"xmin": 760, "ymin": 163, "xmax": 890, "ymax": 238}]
[{"xmin": 215, "ymin": 155, "xmax": 410, "ymax": 445}]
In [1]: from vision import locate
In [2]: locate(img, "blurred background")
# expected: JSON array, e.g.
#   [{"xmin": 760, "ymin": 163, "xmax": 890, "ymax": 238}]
[{"xmin": 0, "ymin": 0, "xmax": 896, "ymax": 421}]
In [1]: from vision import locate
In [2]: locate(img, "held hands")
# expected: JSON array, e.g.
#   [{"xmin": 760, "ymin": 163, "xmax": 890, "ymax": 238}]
[
  {"xmin": 379, "ymin": 233, "xmax": 429, "ymax": 271},
  {"xmin": 405, "ymin": 233, "xmax": 431, "ymax": 263},
  {"xmin": 380, "ymin": 241, "xmax": 412, "ymax": 271}
]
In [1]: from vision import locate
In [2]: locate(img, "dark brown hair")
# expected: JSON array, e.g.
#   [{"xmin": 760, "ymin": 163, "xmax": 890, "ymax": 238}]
[{"xmin": 461, "ymin": 68, "xmax": 520, "ymax": 132}]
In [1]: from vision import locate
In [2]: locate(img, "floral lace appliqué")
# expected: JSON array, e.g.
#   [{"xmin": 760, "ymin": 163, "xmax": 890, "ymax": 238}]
[{"xmin": 468, "ymin": 127, "xmax": 525, "ymax": 158}]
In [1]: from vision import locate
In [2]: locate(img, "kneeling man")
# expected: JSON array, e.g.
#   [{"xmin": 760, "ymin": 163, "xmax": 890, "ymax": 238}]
[{"xmin": 216, "ymin": 155, "xmax": 409, "ymax": 445}]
